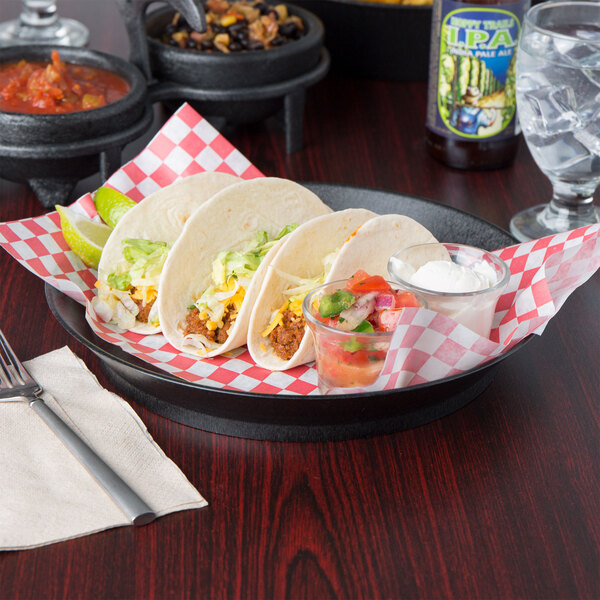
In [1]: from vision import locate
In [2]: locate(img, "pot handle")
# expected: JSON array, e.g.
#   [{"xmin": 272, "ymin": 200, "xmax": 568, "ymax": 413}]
[{"xmin": 114, "ymin": 0, "xmax": 206, "ymax": 79}]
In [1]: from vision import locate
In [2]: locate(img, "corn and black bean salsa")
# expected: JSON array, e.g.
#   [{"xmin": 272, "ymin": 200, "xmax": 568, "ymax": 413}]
[{"xmin": 158, "ymin": 0, "xmax": 305, "ymax": 53}]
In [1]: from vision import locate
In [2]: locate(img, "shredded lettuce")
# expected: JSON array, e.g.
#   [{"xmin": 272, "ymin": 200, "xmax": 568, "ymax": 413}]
[
  {"xmin": 107, "ymin": 272, "xmax": 131, "ymax": 291},
  {"xmin": 122, "ymin": 238, "xmax": 167, "ymax": 259},
  {"xmin": 107, "ymin": 238, "xmax": 170, "ymax": 290},
  {"xmin": 194, "ymin": 225, "xmax": 298, "ymax": 322},
  {"xmin": 274, "ymin": 224, "xmax": 298, "ymax": 241},
  {"xmin": 98, "ymin": 238, "xmax": 169, "ymax": 330},
  {"xmin": 213, "ymin": 225, "xmax": 299, "ymax": 286}
]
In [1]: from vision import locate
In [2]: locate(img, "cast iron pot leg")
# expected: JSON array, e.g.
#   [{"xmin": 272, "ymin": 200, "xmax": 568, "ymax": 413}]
[
  {"xmin": 28, "ymin": 178, "xmax": 78, "ymax": 208},
  {"xmin": 100, "ymin": 147, "xmax": 123, "ymax": 182},
  {"xmin": 284, "ymin": 89, "xmax": 306, "ymax": 154}
]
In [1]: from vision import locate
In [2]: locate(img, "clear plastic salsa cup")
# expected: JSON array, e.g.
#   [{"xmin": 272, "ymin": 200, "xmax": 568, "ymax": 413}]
[
  {"xmin": 302, "ymin": 278, "xmax": 427, "ymax": 394},
  {"xmin": 387, "ymin": 243, "xmax": 510, "ymax": 339}
]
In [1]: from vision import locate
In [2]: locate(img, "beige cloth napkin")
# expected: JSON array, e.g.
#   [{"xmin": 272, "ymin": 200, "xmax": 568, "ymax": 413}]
[{"xmin": 0, "ymin": 346, "xmax": 207, "ymax": 551}]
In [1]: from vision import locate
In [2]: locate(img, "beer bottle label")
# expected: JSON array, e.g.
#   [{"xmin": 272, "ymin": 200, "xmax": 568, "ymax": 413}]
[{"xmin": 426, "ymin": 0, "xmax": 527, "ymax": 141}]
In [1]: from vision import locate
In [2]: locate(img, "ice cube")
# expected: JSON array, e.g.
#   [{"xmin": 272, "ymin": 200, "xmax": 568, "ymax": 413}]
[
  {"xmin": 561, "ymin": 42, "xmax": 600, "ymax": 69},
  {"xmin": 581, "ymin": 66, "xmax": 600, "ymax": 89},
  {"xmin": 574, "ymin": 109, "xmax": 600, "ymax": 156},
  {"xmin": 578, "ymin": 90, "xmax": 600, "ymax": 122},
  {"xmin": 575, "ymin": 28, "xmax": 600, "ymax": 43},
  {"xmin": 553, "ymin": 37, "xmax": 578, "ymax": 58},
  {"xmin": 516, "ymin": 71, "xmax": 551, "ymax": 93},
  {"xmin": 526, "ymin": 133, "xmax": 593, "ymax": 177},
  {"xmin": 519, "ymin": 86, "xmax": 582, "ymax": 137},
  {"xmin": 522, "ymin": 31, "xmax": 554, "ymax": 57}
]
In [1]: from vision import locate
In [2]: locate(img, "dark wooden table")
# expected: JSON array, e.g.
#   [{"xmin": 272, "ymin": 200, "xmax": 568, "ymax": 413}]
[{"xmin": 1, "ymin": 1, "xmax": 599, "ymax": 599}]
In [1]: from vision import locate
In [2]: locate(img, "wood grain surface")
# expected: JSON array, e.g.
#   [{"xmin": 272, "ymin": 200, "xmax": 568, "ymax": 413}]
[{"xmin": 0, "ymin": 1, "xmax": 598, "ymax": 599}]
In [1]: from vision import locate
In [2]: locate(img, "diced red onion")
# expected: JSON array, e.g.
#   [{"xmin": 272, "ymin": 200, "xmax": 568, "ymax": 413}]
[{"xmin": 375, "ymin": 293, "xmax": 395, "ymax": 310}]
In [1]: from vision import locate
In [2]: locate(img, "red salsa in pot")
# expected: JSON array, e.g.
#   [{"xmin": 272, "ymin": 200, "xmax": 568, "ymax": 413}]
[{"xmin": 0, "ymin": 50, "xmax": 129, "ymax": 114}]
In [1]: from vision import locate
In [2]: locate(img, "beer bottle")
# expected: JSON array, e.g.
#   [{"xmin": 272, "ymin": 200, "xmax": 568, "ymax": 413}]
[{"xmin": 425, "ymin": 0, "xmax": 530, "ymax": 169}]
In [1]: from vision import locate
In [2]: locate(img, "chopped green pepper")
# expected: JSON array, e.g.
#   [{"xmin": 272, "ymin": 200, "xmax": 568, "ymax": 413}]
[
  {"xmin": 319, "ymin": 290, "xmax": 355, "ymax": 318},
  {"xmin": 352, "ymin": 320, "xmax": 374, "ymax": 333},
  {"xmin": 341, "ymin": 337, "xmax": 364, "ymax": 353}
]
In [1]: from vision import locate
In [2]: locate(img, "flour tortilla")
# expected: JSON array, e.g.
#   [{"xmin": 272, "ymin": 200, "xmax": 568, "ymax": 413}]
[
  {"xmin": 158, "ymin": 177, "xmax": 332, "ymax": 357},
  {"xmin": 247, "ymin": 208, "xmax": 377, "ymax": 371},
  {"xmin": 326, "ymin": 214, "xmax": 440, "ymax": 281},
  {"xmin": 96, "ymin": 172, "xmax": 242, "ymax": 334}
]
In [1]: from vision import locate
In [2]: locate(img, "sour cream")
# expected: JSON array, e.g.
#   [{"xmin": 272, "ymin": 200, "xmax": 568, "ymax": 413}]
[
  {"xmin": 408, "ymin": 259, "xmax": 498, "ymax": 293},
  {"xmin": 388, "ymin": 243, "xmax": 509, "ymax": 339}
]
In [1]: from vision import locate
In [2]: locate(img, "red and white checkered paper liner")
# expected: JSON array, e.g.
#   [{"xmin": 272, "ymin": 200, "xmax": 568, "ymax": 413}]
[{"xmin": 1, "ymin": 104, "xmax": 599, "ymax": 395}]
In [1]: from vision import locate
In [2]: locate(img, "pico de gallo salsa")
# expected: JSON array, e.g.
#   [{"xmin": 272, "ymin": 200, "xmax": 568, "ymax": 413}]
[
  {"xmin": 304, "ymin": 270, "xmax": 423, "ymax": 390},
  {"xmin": 0, "ymin": 50, "xmax": 129, "ymax": 114}
]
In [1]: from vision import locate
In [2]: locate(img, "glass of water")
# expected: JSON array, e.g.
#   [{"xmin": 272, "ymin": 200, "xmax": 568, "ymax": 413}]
[
  {"xmin": 0, "ymin": 1, "xmax": 89, "ymax": 47},
  {"xmin": 510, "ymin": 0, "xmax": 600, "ymax": 242}
]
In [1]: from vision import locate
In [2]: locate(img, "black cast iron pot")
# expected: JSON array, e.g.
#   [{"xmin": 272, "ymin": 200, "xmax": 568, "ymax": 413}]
[
  {"xmin": 145, "ymin": 4, "xmax": 324, "ymax": 90},
  {"xmin": 0, "ymin": 45, "xmax": 150, "ymax": 207},
  {"xmin": 0, "ymin": 46, "xmax": 147, "ymax": 146}
]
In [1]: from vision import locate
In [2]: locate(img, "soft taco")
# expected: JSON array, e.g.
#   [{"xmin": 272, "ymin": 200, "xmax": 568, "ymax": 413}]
[
  {"xmin": 247, "ymin": 209, "xmax": 376, "ymax": 370},
  {"xmin": 157, "ymin": 177, "xmax": 332, "ymax": 357},
  {"xmin": 325, "ymin": 214, "xmax": 440, "ymax": 280},
  {"xmin": 93, "ymin": 172, "xmax": 241, "ymax": 333},
  {"xmin": 248, "ymin": 213, "xmax": 439, "ymax": 370}
]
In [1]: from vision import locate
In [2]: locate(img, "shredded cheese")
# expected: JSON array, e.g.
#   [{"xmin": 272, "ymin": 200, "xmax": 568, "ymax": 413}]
[
  {"xmin": 262, "ymin": 311, "xmax": 284, "ymax": 337},
  {"xmin": 261, "ymin": 294, "xmax": 305, "ymax": 337},
  {"xmin": 344, "ymin": 226, "xmax": 363, "ymax": 244},
  {"xmin": 130, "ymin": 285, "xmax": 157, "ymax": 305}
]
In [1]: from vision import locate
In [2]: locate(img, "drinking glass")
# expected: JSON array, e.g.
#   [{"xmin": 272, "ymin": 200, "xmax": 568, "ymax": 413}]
[
  {"xmin": 510, "ymin": 0, "xmax": 600, "ymax": 242},
  {"xmin": 0, "ymin": 1, "xmax": 89, "ymax": 47}
]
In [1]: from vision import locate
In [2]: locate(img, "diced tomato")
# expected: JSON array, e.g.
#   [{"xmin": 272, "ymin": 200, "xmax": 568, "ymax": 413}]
[
  {"xmin": 316, "ymin": 343, "xmax": 388, "ymax": 388},
  {"xmin": 313, "ymin": 313, "xmax": 339, "ymax": 328},
  {"xmin": 318, "ymin": 358, "xmax": 384, "ymax": 388},
  {"xmin": 323, "ymin": 338, "xmax": 386, "ymax": 365},
  {"xmin": 345, "ymin": 270, "xmax": 370, "ymax": 291},
  {"xmin": 378, "ymin": 308, "xmax": 403, "ymax": 332},
  {"xmin": 393, "ymin": 291, "xmax": 420, "ymax": 308},
  {"xmin": 351, "ymin": 348, "xmax": 387, "ymax": 364},
  {"xmin": 346, "ymin": 274, "xmax": 391, "ymax": 294}
]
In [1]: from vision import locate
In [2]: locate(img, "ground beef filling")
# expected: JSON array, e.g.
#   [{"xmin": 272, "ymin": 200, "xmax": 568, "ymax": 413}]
[
  {"xmin": 269, "ymin": 310, "xmax": 305, "ymax": 361},
  {"xmin": 183, "ymin": 307, "xmax": 233, "ymax": 344},
  {"xmin": 131, "ymin": 292, "xmax": 156, "ymax": 323}
]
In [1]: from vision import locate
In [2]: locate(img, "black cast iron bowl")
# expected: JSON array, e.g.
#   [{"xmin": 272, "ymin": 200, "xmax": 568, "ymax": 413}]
[
  {"xmin": 0, "ymin": 46, "xmax": 148, "ymax": 146},
  {"xmin": 292, "ymin": 0, "xmax": 432, "ymax": 81},
  {"xmin": 0, "ymin": 45, "xmax": 151, "ymax": 206},
  {"xmin": 145, "ymin": 3, "xmax": 324, "ymax": 89}
]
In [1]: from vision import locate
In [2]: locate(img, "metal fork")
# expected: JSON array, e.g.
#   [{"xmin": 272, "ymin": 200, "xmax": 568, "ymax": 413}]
[{"xmin": 0, "ymin": 329, "xmax": 155, "ymax": 526}]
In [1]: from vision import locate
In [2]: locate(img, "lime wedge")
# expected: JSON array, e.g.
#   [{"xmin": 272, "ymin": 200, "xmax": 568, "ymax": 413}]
[
  {"xmin": 56, "ymin": 205, "xmax": 112, "ymax": 269},
  {"xmin": 94, "ymin": 186, "xmax": 136, "ymax": 228}
]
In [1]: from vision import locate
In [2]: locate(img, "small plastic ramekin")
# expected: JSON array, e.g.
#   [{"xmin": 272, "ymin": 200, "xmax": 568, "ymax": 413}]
[
  {"xmin": 387, "ymin": 243, "xmax": 510, "ymax": 338},
  {"xmin": 302, "ymin": 278, "xmax": 427, "ymax": 393}
]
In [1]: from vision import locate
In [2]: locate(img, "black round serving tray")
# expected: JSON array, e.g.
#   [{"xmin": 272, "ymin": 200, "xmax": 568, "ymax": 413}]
[{"xmin": 46, "ymin": 183, "xmax": 529, "ymax": 442}]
